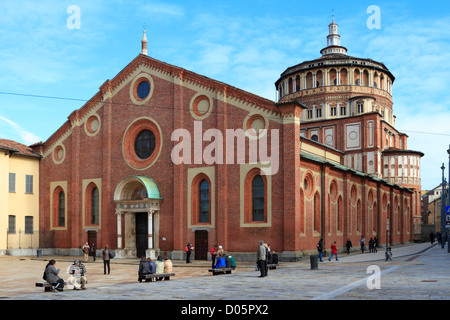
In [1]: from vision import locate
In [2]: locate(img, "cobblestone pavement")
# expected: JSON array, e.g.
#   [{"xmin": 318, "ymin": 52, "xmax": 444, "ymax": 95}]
[{"xmin": 1, "ymin": 242, "xmax": 449, "ymax": 302}]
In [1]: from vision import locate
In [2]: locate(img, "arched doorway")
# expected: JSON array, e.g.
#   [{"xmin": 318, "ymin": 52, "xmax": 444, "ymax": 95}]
[{"xmin": 113, "ymin": 176, "xmax": 162, "ymax": 258}]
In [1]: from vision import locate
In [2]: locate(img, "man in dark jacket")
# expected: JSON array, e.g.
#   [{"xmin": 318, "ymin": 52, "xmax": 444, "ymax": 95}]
[
  {"xmin": 138, "ymin": 256, "xmax": 151, "ymax": 282},
  {"xmin": 317, "ymin": 238, "xmax": 324, "ymax": 262},
  {"xmin": 257, "ymin": 240, "xmax": 267, "ymax": 277}
]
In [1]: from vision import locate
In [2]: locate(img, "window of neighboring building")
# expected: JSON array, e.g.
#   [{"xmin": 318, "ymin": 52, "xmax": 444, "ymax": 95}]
[
  {"xmin": 311, "ymin": 134, "xmax": 319, "ymax": 142},
  {"xmin": 25, "ymin": 175, "xmax": 33, "ymax": 194},
  {"xmin": 134, "ymin": 129, "xmax": 156, "ymax": 160},
  {"xmin": 8, "ymin": 215, "xmax": 16, "ymax": 234},
  {"xmin": 307, "ymin": 110, "xmax": 313, "ymax": 119},
  {"xmin": 199, "ymin": 179, "xmax": 210, "ymax": 223},
  {"xmin": 340, "ymin": 106, "xmax": 347, "ymax": 116},
  {"xmin": 252, "ymin": 175, "xmax": 265, "ymax": 221},
  {"xmin": 9, "ymin": 173, "xmax": 15, "ymax": 193},
  {"xmin": 58, "ymin": 191, "xmax": 65, "ymax": 227},
  {"xmin": 25, "ymin": 216, "xmax": 34, "ymax": 234}
]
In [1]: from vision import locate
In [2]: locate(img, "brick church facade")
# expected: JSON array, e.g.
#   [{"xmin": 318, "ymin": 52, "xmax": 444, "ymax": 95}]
[{"xmin": 32, "ymin": 21, "xmax": 423, "ymax": 261}]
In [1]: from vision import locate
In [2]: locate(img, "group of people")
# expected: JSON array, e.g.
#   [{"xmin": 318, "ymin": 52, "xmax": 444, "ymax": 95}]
[
  {"xmin": 430, "ymin": 232, "xmax": 443, "ymax": 245},
  {"xmin": 81, "ymin": 242, "xmax": 112, "ymax": 275},
  {"xmin": 360, "ymin": 236, "xmax": 378, "ymax": 253},
  {"xmin": 138, "ymin": 256, "xmax": 173, "ymax": 282},
  {"xmin": 316, "ymin": 236, "xmax": 380, "ymax": 262},
  {"xmin": 81, "ymin": 242, "xmax": 97, "ymax": 262},
  {"xmin": 210, "ymin": 245, "xmax": 237, "ymax": 269},
  {"xmin": 43, "ymin": 259, "xmax": 88, "ymax": 292},
  {"xmin": 317, "ymin": 239, "xmax": 339, "ymax": 261},
  {"xmin": 256, "ymin": 240, "xmax": 278, "ymax": 277}
]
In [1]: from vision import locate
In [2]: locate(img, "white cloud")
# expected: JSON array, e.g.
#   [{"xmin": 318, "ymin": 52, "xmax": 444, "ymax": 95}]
[{"xmin": 0, "ymin": 114, "xmax": 42, "ymax": 145}]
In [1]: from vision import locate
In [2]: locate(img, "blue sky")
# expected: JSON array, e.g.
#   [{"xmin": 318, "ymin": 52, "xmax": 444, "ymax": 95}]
[{"xmin": 0, "ymin": 0, "xmax": 449, "ymax": 190}]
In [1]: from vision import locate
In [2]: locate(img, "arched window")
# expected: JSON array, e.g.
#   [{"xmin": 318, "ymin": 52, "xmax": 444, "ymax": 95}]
[
  {"xmin": 91, "ymin": 187, "xmax": 99, "ymax": 225},
  {"xmin": 58, "ymin": 191, "xmax": 65, "ymax": 227},
  {"xmin": 199, "ymin": 179, "xmax": 210, "ymax": 223},
  {"xmin": 252, "ymin": 175, "xmax": 265, "ymax": 221},
  {"xmin": 191, "ymin": 173, "xmax": 211, "ymax": 224}
]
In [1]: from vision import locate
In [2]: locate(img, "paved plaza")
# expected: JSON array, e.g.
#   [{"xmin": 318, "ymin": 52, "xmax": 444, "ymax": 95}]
[{"xmin": 0, "ymin": 242, "xmax": 449, "ymax": 304}]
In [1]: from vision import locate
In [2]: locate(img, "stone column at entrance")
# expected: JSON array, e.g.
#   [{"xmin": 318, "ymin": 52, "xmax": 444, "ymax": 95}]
[{"xmin": 116, "ymin": 210, "xmax": 122, "ymax": 249}]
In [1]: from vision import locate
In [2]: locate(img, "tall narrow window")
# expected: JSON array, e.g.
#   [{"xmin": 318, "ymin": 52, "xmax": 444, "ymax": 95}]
[
  {"xmin": 252, "ymin": 175, "xmax": 265, "ymax": 221},
  {"xmin": 25, "ymin": 216, "xmax": 34, "ymax": 234},
  {"xmin": 91, "ymin": 187, "xmax": 99, "ymax": 225},
  {"xmin": 8, "ymin": 215, "xmax": 16, "ymax": 234},
  {"xmin": 199, "ymin": 179, "xmax": 210, "ymax": 223},
  {"xmin": 9, "ymin": 173, "xmax": 15, "ymax": 193},
  {"xmin": 25, "ymin": 175, "xmax": 33, "ymax": 194},
  {"xmin": 59, "ymin": 191, "xmax": 65, "ymax": 227}
]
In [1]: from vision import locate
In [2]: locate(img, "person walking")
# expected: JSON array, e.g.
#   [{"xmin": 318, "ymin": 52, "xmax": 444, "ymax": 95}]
[
  {"xmin": 328, "ymin": 241, "xmax": 339, "ymax": 261},
  {"xmin": 360, "ymin": 236, "xmax": 365, "ymax": 253},
  {"xmin": 317, "ymin": 238, "xmax": 324, "ymax": 262},
  {"xmin": 102, "ymin": 245, "xmax": 111, "ymax": 275},
  {"xmin": 369, "ymin": 238, "xmax": 374, "ymax": 253},
  {"xmin": 257, "ymin": 240, "xmax": 267, "ymax": 277},
  {"xmin": 430, "ymin": 232, "xmax": 435, "ymax": 244},
  {"xmin": 345, "ymin": 239, "xmax": 352, "ymax": 254},
  {"xmin": 373, "ymin": 237, "xmax": 378, "ymax": 253}
]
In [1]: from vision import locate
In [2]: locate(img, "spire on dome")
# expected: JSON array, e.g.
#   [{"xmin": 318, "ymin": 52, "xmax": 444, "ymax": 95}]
[
  {"xmin": 320, "ymin": 16, "xmax": 347, "ymax": 56},
  {"xmin": 141, "ymin": 29, "xmax": 148, "ymax": 55}
]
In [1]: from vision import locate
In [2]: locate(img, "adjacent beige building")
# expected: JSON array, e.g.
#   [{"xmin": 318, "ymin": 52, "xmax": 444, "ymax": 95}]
[{"xmin": 0, "ymin": 139, "xmax": 41, "ymax": 255}]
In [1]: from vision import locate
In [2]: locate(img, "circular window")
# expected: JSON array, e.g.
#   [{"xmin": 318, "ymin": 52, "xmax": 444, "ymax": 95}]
[
  {"xmin": 130, "ymin": 74, "xmax": 154, "ymax": 105},
  {"xmin": 190, "ymin": 94, "xmax": 213, "ymax": 120},
  {"xmin": 134, "ymin": 129, "xmax": 156, "ymax": 159},
  {"xmin": 53, "ymin": 144, "xmax": 66, "ymax": 164},
  {"xmin": 137, "ymin": 81, "xmax": 150, "ymax": 99},
  {"xmin": 85, "ymin": 114, "xmax": 101, "ymax": 136},
  {"xmin": 122, "ymin": 117, "xmax": 162, "ymax": 170}
]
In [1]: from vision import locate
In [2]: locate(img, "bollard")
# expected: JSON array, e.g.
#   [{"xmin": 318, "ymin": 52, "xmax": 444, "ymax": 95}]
[{"xmin": 310, "ymin": 255, "xmax": 318, "ymax": 270}]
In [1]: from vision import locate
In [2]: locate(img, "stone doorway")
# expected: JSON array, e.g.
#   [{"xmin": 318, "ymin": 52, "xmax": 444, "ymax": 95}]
[{"xmin": 113, "ymin": 176, "xmax": 162, "ymax": 258}]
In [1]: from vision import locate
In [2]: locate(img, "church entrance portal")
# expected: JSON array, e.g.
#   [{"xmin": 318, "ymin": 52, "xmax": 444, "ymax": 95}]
[{"xmin": 113, "ymin": 176, "xmax": 162, "ymax": 259}]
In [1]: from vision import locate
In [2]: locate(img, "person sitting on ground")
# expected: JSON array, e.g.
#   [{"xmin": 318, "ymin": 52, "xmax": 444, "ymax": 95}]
[
  {"xmin": 44, "ymin": 259, "xmax": 64, "ymax": 292},
  {"xmin": 138, "ymin": 256, "xmax": 151, "ymax": 282},
  {"xmin": 67, "ymin": 259, "xmax": 87, "ymax": 290}
]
